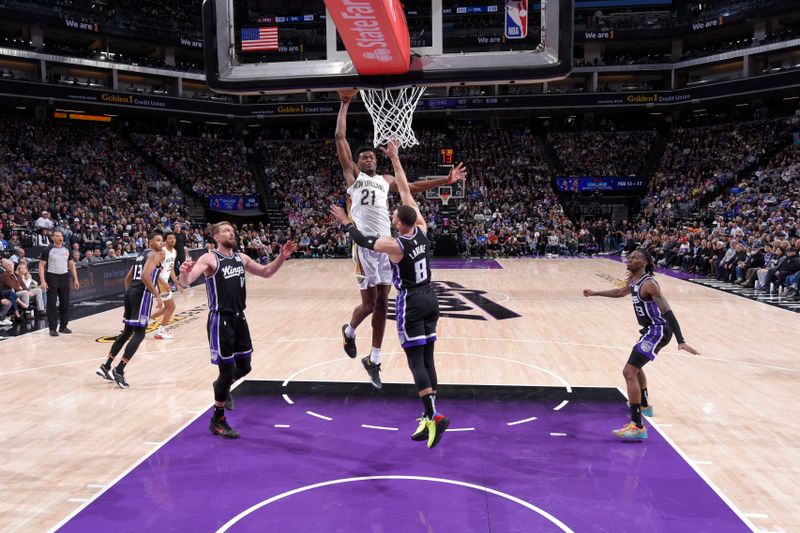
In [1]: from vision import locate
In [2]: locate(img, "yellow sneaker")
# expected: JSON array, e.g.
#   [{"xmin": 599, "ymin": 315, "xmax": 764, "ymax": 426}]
[
  {"xmin": 612, "ymin": 421, "xmax": 647, "ymax": 441},
  {"xmin": 426, "ymin": 414, "xmax": 450, "ymax": 449},
  {"xmin": 411, "ymin": 416, "xmax": 429, "ymax": 441}
]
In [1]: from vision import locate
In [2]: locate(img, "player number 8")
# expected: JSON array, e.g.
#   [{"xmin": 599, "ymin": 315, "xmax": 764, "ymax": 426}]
[{"xmin": 414, "ymin": 258, "xmax": 428, "ymax": 284}]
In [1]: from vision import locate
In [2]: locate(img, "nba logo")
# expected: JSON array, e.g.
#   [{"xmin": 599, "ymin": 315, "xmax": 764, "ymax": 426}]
[{"xmin": 505, "ymin": 0, "xmax": 528, "ymax": 39}]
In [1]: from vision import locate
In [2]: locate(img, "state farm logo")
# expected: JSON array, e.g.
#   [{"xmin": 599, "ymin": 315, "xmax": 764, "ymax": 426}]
[
  {"xmin": 363, "ymin": 48, "xmax": 392, "ymax": 62},
  {"xmin": 339, "ymin": 2, "xmax": 390, "ymax": 54}
]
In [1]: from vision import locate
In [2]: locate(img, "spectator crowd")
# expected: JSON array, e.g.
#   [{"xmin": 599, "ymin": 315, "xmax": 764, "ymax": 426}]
[{"xmin": 2, "ymin": 110, "xmax": 799, "ymax": 327}]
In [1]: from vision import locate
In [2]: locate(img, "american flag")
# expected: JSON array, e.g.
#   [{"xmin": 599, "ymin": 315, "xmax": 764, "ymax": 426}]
[{"xmin": 241, "ymin": 27, "xmax": 278, "ymax": 51}]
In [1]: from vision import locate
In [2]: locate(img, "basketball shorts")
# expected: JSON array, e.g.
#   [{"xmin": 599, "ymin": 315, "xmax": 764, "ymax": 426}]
[
  {"xmin": 353, "ymin": 244, "xmax": 392, "ymax": 290},
  {"xmin": 395, "ymin": 286, "xmax": 439, "ymax": 349},
  {"xmin": 628, "ymin": 324, "xmax": 673, "ymax": 368},
  {"xmin": 122, "ymin": 286, "xmax": 154, "ymax": 328},
  {"xmin": 157, "ymin": 278, "xmax": 173, "ymax": 301},
  {"xmin": 207, "ymin": 311, "xmax": 253, "ymax": 365}
]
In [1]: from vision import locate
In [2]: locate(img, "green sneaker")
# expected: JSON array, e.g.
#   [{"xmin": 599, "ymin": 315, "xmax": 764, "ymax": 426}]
[{"xmin": 642, "ymin": 405, "xmax": 654, "ymax": 417}]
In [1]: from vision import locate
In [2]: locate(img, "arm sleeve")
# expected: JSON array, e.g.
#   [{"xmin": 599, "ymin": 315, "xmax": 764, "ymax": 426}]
[
  {"xmin": 663, "ymin": 311, "xmax": 685, "ymax": 344},
  {"xmin": 344, "ymin": 224, "xmax": 378, "ymax": 251}
]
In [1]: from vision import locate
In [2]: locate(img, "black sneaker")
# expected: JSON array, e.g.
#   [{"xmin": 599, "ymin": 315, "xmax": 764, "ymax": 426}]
[
  {"xmin": 59, "ymin": 327, "xmax": 72, "ymax": 334},
  {"xmin": 342, "ymin": 324, "xmax": 357, "ymax": 358},
  {"xmin": 361, "ymin": 356, "xmax": 382, "ymax": 389},
  {"xmin": 112, "ymin": 367, "xmax": 129, "ymax": 389},
  {"xmin": 427, "ymin": 415, "xmax": 450, "ymax": 449},
  {"xmin": 212, "ymin": 380, "xmax": 235, "ymax": 410},
  {"xmin": 49, "ymin": 330, "xmax": 59, "ymax": 337},
  {"xmin": 210, "ymin": 416, "xmax": 239, "ymax": 439},
  {"xmin": 96, "ymin": 365, "xmax": 113, "ymax": 381}
]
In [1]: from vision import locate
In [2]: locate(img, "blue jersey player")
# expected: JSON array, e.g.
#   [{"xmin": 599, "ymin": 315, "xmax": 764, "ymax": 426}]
[{"xmin": 584, "ymin": 249, "xmax": 700, "ymax": 440}]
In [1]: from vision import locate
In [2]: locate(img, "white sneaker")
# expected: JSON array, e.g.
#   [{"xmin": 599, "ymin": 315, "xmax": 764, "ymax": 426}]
[
  {"xmin": 155, "ymin": 328, "xmax": 173, "ymax": 340},
  {"xmin": 0, "ymin": 318, "xmax": 12, "ymax": 326}
]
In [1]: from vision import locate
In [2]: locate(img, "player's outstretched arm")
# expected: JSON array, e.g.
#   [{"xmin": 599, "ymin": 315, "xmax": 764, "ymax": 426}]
[
  {"xmin": 642, "ymin": 279, "xmax": 701, "ymax": 355},
  {"xmin": 335, "ymin": 90, "xmax": 359, "ymax": 186},
  {"xmin": 178, "ymin": 253, "xmax": 214, "ymax": 288},
  {"xmin": 242, "ymin": 241, "xmax": 298, "ymax": 278},
  {"xmin": 391, "ymin": 163, "xmax": 467, "ymax": 194},
  {"xmin": 329, "ymin": 205, "xmax": 403, "ymax": 262},
  {"xmin": 380, "ymin": 141, "xmax": 427, "ymax": 233},
  {"xmin": 381, "ymin": 141, "xmax": 413, "ymax": 206},
  {"xmin": 583, "ymin": 286, "xmax": 628, "ymax": 298}
]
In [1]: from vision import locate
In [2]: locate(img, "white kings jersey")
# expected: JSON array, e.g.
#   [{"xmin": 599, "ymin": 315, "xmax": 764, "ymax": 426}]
[
  {"xmin": 159, "ymin": 246, "xmax": 177, "ymax": 281},
  {"xmin": 346, "ymin": 172, "xmax": 391, "ymax": 237}
]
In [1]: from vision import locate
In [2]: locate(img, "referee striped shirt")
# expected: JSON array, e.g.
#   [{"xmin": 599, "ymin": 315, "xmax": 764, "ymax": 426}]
[{"xmin": 40, "ymin": 245, "xmax": 71, "ymax": 274}]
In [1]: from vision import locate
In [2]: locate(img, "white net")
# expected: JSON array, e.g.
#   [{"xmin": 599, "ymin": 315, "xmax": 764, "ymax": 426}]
[
  {"xmin": 359, "ymin": 86, "xmax": 426, "ymax": 148},
  {"xmin": 438, "ymin": 185, "xmax": 452, "ymax": 206}
]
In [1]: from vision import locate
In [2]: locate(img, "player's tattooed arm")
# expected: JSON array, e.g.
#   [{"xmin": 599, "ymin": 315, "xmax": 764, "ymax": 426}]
[{"xmin": 329, "ymin": 205, "xmax": 403, "ymax": 261}]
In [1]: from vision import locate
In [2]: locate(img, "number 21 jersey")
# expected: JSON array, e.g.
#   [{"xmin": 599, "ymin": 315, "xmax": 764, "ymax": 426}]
[{"xmin": 347, "ymin": 172, "xmax": 391, "ymax": 237}]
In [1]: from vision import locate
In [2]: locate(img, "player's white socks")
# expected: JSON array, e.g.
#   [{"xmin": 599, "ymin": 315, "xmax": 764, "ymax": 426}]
[
  {"xmin": 370, "ymin": 347, "xmax": 381, "ymax": 365},
  {"xmin": 344, "ymin": 324, "xmax": 356, "ymax": 338}
]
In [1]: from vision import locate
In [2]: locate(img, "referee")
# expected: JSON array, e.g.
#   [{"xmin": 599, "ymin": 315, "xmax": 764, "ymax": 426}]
[{"xmin": 39, "ymin": 230, "xmax": 80, "ymax": 336}]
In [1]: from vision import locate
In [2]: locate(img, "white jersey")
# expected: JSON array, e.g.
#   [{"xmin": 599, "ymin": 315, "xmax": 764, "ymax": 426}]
[
  {"xmin": 159, "ymin": 247, "xmax": 177, "ymax": 281},
  {"xmin": 347, "ymin": 172, "xmax": 391, "ymax": 237}
]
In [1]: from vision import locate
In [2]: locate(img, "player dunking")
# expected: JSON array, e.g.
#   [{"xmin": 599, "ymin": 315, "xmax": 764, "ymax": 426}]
[
  {"xmin": 179, "ymin": 221, "xmax": 297, "ymax": 439},
  {"xmin": 96, "ymin": 231, "xmax": 165, "ymax": 388},
  {"xmin": 335, "ymin": 90, "xmax": 463, "ymax": 389},
  {"xmin": 331, "ymin": 141, "xmax": 467, "ymax": 449},
  {"xmin": 151, "ymin": 231, "xmax": 183, "ymax": 339},
  {"xmin": 583, "ymin": 249, "xmax": 700, "ymax": 440}
]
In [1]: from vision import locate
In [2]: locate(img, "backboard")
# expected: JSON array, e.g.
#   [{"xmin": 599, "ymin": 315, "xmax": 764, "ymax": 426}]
[
  {"xmin": 423, "ymin": 175, "xmax": 465, "ymax": 200},
  {"xmin": 203, "ymin": 0, "xmax": 573, "ymax": 94}
]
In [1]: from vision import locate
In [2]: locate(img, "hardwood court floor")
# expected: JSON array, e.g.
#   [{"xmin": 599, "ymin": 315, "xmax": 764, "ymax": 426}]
[{"xmin": 1, "ymin": 258, "xmax": 798, "ymax": 532}]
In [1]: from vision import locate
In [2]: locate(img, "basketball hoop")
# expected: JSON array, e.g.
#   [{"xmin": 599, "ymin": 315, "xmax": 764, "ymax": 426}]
[
  {"xmin": 359, "ymin": 86, "xmax": 426, "ymax": 149},
  {"xmin": 438, "ymin": 186, "xmax": 452, "ymax": 206}
]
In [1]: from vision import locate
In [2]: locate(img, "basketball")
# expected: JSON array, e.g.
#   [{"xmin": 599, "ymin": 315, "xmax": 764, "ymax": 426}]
[{"xmin": 338, "ymin": 89, "xmax": 358, "ymax": 99}]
